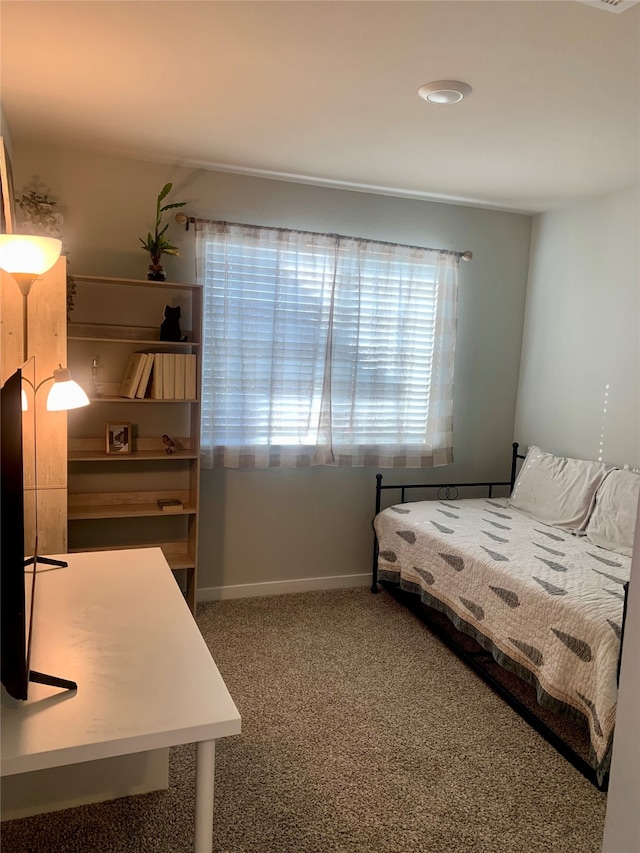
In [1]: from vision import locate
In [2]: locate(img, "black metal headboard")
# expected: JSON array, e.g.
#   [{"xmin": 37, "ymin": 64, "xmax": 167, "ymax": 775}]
[
  {"xmin": 371, "ymin": 442, "xmax": 526, "ymax": 593},
  {"xmin": 374, "ymin": 442, "xmax": 524, "ymax": 518}
]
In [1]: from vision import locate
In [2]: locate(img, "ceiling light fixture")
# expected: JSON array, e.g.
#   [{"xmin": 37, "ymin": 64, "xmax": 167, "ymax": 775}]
[{"xmin": 418, "ymin": 80, "xmax": 472, "ymax": 105}]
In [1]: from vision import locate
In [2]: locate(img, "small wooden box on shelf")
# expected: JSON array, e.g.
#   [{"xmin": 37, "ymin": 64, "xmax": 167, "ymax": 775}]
[{"xmin": 66, "ymin": 275, "xmax": 203, "ymax": 614}]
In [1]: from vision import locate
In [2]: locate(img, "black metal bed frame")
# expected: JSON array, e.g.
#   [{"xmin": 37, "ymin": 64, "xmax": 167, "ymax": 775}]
[{"xmin": 370, "ymin": 442, "xmax": 628, "ymax": 792}]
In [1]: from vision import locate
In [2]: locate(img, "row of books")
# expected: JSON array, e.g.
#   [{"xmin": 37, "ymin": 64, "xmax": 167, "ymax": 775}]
[{"xmin": 119, "ymin": 352, "xmax": 197, "ymax": 400}]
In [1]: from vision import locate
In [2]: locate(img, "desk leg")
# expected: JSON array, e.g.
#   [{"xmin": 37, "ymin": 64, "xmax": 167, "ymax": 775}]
[{"xmin": 194, "ymin": 739, "xmax": 216, "ymax": 853}]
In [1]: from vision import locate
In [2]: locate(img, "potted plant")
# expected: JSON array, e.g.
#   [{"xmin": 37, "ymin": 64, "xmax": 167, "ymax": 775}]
[{"xmin": 139, "ymin": 183, "xmax": 186, "ymax": 281}]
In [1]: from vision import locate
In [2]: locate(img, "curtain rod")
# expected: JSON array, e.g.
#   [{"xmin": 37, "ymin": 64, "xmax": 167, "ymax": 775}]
[{"xmin": 175, "ymin": 214, "xmax": 473, "ymax": 261}]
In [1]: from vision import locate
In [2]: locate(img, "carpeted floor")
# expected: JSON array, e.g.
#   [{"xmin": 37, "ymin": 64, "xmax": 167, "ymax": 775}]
[{"xmin": 1, "ymin": 587, "xmax": 607, "ymax": 853}]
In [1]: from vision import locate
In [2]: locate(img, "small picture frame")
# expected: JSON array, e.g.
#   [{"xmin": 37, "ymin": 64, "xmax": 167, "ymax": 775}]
[{"xmin": 106, "ymin": 422, "xmax": 132, "ymax": 455}]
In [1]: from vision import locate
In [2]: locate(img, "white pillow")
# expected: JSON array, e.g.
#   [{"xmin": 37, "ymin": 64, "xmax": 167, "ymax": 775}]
[
  {"xmin": 507, "ymin": 445, "xmax": 611, "ymax": 533},
  {"xmin": 585, "ymin": 468, "xmax": 640, "ymax": 556}
]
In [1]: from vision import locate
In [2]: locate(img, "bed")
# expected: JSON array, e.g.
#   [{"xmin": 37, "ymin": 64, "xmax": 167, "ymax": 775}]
[{"xmin": 372, "ymin": 443, "xmax": 637, "ymax": 789}]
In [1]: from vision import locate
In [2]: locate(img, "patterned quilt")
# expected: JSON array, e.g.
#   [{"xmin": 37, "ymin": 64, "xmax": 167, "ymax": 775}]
[{"xmin": 374, "ymin": 497, "xmax": 631, "ymax": 781}]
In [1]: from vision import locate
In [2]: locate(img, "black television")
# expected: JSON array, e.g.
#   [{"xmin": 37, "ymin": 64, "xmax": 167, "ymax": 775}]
[{"xmin": 1, "ymin": 362, "xmax": 77, "ymax": 701}]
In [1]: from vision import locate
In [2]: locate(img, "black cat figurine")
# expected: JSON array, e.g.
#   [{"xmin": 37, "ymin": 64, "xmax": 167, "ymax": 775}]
[{"xmin": 160, "ymin": 305, "xmax": 187, "ymax": 342}]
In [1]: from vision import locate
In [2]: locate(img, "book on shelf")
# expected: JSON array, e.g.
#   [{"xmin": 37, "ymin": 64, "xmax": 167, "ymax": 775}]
[
  {"xmin": 185, "ymin": 354, "xmax": 197, "ymax": 400},
  {"xmin": 135, "ymin": 352, "xmax": 155, "ymax": 398},
  {"xmin": 119, "ymin": 352, "xmax": 148, "ymax": 398},
  {"xmin": 144, "ymin": 352, "xmax": 195, "ymax": 400},
  {"xmin": 150, "ymin": 353, "xmax": 164, "ymax": 399},
  {"xmin": 162, "ymin": 353, "xmax": 176, "ymax": 400},
  {"xmin": 157, "ymin": 498, "xmax": 184, "ymax": 513},
  {"xmin": 174, "ymin": 353, "xmax": 186, "ymax": 399}
]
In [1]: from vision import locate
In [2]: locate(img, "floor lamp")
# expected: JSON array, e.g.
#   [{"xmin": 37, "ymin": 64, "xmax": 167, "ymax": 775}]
[
  {"xmin": 0, "ymin": 234, "xmax": 89, "ymax": 694},
  {"xmin": 0, "ymin": 234, "xmax": 89, "ymax": 408}
]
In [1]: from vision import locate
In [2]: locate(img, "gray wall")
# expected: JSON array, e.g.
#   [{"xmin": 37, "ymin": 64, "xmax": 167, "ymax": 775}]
[
  {"xmin": 515, "ymin": 187, "xmax": 640, "ymax": 468},
  {"xmin": 515, "ymin": 187, "xmax": 639, "ymax": 853},
  {"xmin": 14, "ymin": 141, "xmax": 531, "ymax": 594}
]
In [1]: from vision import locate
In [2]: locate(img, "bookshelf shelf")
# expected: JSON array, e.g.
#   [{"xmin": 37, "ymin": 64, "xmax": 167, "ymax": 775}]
[
  {"xmin": 68, "ymin": 502, "xmax": 197, "ymax": 520},
  {"xmin": 66, "ymin": 275, "xmax": 203, "ymax": 614},
  {"xmin": 69, "ymin": 449, "xmax": 199, "ymax": 462},
  {"xmin": 68, "ymin": 322, "xmax": 201, "ymax": 347},
  {"xmin": 69, "ymin": 335, "xmax": 201, "ymax": 348},
  {"xmin": 69, "ymin": 274, "xmax": 198, "ymax": 290},
  {"xmin": 87, "ymin": 396, "xmax": 198, "ymax": 403},
  {"xmin": 67, "ymin": 543, "xmax": 196, "ymax": 571}
]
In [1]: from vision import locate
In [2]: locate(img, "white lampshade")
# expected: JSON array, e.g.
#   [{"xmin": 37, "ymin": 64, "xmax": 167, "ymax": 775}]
[
  {"xmin": 0, "ymin": 235, "xmax": 62, "ymax": 276},
  {"xmin": 46, "ymin": 367, "xmax": 90, "ymax": 411}
]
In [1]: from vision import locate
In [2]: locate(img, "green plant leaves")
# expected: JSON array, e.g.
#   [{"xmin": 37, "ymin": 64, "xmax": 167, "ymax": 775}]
[
  {"xmin": 140, "ymin": 183, "xmax": 185, "ymax": 262},
  {"xmin": 160, "ymin": 201, "xmax": 187, "ymax": 213},
  {"xmin": 158, "ymin": 183, "xmax": 173, "ymax": 203}
]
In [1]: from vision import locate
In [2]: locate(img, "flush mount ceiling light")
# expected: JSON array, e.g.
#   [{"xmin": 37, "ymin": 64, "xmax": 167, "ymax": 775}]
[{"xmin": 418, "ymin": 80, "xmax": 472, "ymax": 105}]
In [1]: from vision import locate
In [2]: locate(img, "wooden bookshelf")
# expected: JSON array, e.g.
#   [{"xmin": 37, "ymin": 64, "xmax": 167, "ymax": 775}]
[{"xmin": 66, "ymin": 275, "xmax": 203, "ymax": 614}]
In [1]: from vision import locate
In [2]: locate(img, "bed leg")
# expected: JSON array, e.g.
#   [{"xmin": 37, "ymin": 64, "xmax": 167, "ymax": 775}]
[
  {"xmin": 617, "ymin": 581, "xmax": 630, "ymax": 686},
  {"xmin": 371, "ymin": 535, "xmax": 379, "ymax": 593},
  {"xmin": 510, "ymin": 442, "xmax": 519, "ymax": 493},
  {"xmin": 371, "ymin": 473, "xmax": 383, "ymax": 593}
]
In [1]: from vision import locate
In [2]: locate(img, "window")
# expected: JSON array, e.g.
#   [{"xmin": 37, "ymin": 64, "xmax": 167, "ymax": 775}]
[{"xmin": 196, "ymin": 221, "xmax": 459, "ymax": 469}]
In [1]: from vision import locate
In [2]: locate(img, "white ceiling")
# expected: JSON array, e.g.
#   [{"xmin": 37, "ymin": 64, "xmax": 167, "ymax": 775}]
[{"xmin": 1, "ymin": 0, "xmax": 638, "ymax": 214}]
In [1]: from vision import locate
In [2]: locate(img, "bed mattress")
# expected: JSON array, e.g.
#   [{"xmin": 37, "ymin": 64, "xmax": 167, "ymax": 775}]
[{"xmin": 374, "ymin": 496, "xmax": 631, "ymax": 781}]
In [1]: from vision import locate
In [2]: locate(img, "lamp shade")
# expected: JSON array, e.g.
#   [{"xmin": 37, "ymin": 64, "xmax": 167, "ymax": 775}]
[
  {"xmin": 0, "ymin": 235, "xmax": 63, "ymax": 276},
  {"xmin": 46, "ymin": 367, "xmax": 90, "ymax": 411}
]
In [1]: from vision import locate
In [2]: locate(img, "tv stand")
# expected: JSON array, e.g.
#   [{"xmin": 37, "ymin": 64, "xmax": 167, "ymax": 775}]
[
  {"xmin": 1, "ymin": 547, "xmax": 241, "ymax": 853},
  {"xmin": 28, "ymin": 670, "xmax": 77, "ymax": 692},
  {"xmin": 25, "ymin": 555, "xmax": 68, "ymax": 569},
  {"xmin": 25, "ymin": 554, "xmax": 75, "ymax": 695}
]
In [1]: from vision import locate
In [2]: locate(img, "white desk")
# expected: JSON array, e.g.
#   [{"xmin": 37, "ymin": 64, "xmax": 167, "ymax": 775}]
[{"xmin": 0, "ymin": 548, "xmax": 241, "ymax": 852}]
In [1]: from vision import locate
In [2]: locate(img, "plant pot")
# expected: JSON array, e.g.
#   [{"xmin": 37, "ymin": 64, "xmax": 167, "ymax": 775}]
[{"xmin": 147, "ymin": 264, "xmax": 166, "ymax": 282}]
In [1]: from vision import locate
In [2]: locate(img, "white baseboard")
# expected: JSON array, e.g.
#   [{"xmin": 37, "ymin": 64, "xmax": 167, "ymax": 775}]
[{"xmin": 198, "ymin": 573, "xmax": 370, "ymax": 602}]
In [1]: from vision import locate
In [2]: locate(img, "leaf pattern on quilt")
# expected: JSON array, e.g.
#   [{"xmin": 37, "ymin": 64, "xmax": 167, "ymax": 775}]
[
  {"xmin": 481, "ymin": 546, "xmax": 509, "ymax": 561},
  {"xmin": 533, "ymin": 576, "xmax": 567, "ymax": 596},
  {"xmin": 607, "ymin": 620, "xmax": 622, "ymax": 640},
  {"xmin": 482, "ymin": 530, "xmax": 508, "ymax": 543},
  {"xmin": 390, "ymin": 506, "xmax": 411, "ymax": 514},
  {"xmin": 415, "ymin": 567, "xmax": 435, "ymax": 586},
  {"xmin": 379, "ymin": 550, "xmax": 397, "ymax": 563},
  {"xmin": 436, "ymin": 508, "xmax": 460, "ymax": 519},
  {"xmin": 576, "ymin": 692, "xmax": 603, "ymax": 737},
  {"xmin": 604, "ymin": 588, "xmax": 625, "ymax": 600},
  {"xmin": 485, "ymin": 509, "xmax": 512, "ymax": 519},
  {"xmin": 535, "ymin": 557, "xmax": 568, "ymax": 573},
  {"xmin": 592, "ymin": 568, "xmax": 627, "ymax": 585},
  {"xmin": 533, "ymin": 541, "xmax": 565, "ymax": 557},
  {"xmin": 551, "ymin": 629, "xmax": 592, "ymax": 662},
  {"xmin": 588, "ymin": 551, "xmax": 623, "ymax": 568},
  {"xmin": 483, "ymin": 518, "xmax": 511, "ymax": 530},
  {"xmin": 459, "ymin": 597, "xmax": 484, "ymax": 621},
  {"xmin": 485, "ymin": 500, "xmax": 508, "ymax": 509},
  {"xmin": 396, "ymin": 530, "xmax": 416, "ymax": 545},
  {"xmin": 439, "ymin": 552, "xmax": 465, "ymax": 572},
  {"xmin": 439, "ymin": 501, "xmax": 462, "ymax": 510},
  {"xmin": 431, "ymin": 521, "xmax": 454, "ymax": 534},
  {"xmin": 534, "ymin": 528, "xmax": 565, "ymax": 542},
  {"xmin": 508, "ymin": 638, "xmax": 543, "ymax": 667},
  {"xmin": 489, "ymin": 586, "xmax": 520, "ymax": 608}
]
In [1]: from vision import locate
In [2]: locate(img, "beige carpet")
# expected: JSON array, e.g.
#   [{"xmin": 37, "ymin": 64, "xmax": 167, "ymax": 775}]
[{"xmin": 1, "ymin": 587, "xmax": 607, "ymax": 852}]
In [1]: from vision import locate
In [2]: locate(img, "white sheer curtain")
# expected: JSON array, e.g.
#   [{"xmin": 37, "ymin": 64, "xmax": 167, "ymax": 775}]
[{"xmin": 196, "ymin": 220, "xmax": 459, "ymax": 469}]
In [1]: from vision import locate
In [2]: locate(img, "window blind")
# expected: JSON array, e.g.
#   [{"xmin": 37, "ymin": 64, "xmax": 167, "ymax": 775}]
[{"xmin": 196, "ymin": 220, "xmax": 459, "ymax": 469}]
